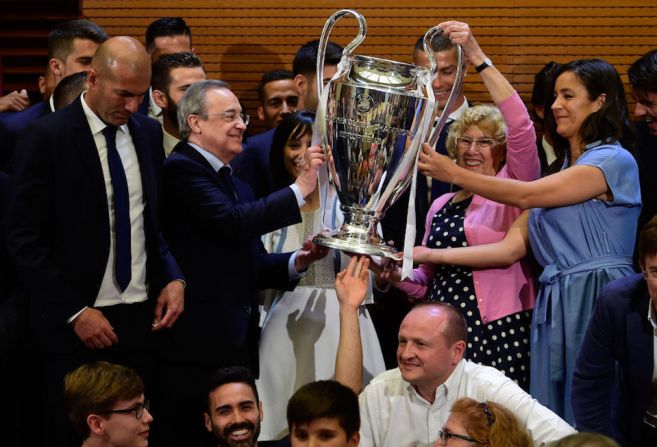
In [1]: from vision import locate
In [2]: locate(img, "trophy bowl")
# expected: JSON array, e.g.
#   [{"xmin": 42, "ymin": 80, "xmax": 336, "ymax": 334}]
[{"xmin": 313, "ymin": 9, "xmax": 463, "ymax": 260}]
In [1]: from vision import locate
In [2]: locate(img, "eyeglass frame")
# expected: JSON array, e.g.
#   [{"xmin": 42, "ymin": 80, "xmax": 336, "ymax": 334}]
[
  {"xmin": 642, "ymin": 268, "xmax": 657, "ymax": 279},
  {"xmin": 96, "ymin": 399, "xmax": 150, "ymax": 419},
  {"xmin": 438, "ymin": 428, "xmax": 484, "ymax": 444},
  {"xmin": 455, "ymin": 136, "xmax": 500, "ymax": 150},
  {"xmin": 202, "ymin": 110, "xmax": 250, "ymax": 126}
]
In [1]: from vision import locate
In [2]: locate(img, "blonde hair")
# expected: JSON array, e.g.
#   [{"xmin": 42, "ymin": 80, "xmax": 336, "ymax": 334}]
[
  {"xmin": 450, "ymin": 397, "xmax": 533, "ymax": 447},
  {"xmin": 445, "ymin": 104, "xmax": 507, "ymax": 159}
]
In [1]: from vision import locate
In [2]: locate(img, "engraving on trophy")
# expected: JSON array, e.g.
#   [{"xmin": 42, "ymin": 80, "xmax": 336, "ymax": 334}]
[{"xmin": 355, "ymin": 93, "xmax": 374, "ymax": 114}]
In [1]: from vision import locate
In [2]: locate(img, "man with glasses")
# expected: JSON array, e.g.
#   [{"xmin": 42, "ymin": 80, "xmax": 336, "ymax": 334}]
[
  {"xmin": 573, "ymin": 215, "xmax": 657, "ymax": 445},
  {"xmin": 64, "ymin": 362, "xmax": 153, "ymax": 447},
  {"xmin": 155, "ymin": 79, "xmax": 326, "ymax": 447}
]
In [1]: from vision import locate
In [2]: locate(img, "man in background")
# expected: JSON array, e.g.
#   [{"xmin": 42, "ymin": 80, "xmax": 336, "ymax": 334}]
[
  {"xmin": 140, "ymin": 16, "xmax": 195, "ymax": 120},
  {"xmin": 236, "ymin": 40, "xmax": 342, "ymax": 199},
  {"xmin": 257, "ymin": 69, "xmax": 298, "ymax": 130},
  {"xmin": 151, "ymin": 51, "xmax": 206, "ymax": 155},
  {"xmin": 0, "ymin": 19, "xmax": 108, "ymax": 171}
]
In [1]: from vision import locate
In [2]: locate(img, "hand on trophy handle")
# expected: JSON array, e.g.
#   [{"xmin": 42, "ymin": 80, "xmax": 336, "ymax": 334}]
[
  {"xmin": 418, "ymin": 142, "xmax": 457, "ymax": 184},
  {"xmin": 438, "ymin": 20, "xmax": 487, "ymax": 67},
  {"xmin": 294, "ymin": 145, "xmax": 326, "ymax": 198}
]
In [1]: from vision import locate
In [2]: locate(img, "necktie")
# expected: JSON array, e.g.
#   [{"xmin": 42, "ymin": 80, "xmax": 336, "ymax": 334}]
[
  {"xmin": 101, "ymin": 125, "xmax": 132, "ymax": 292},
  {"xmin": 431, "ymin": 120, "xmax": 456, "ymax": 200},
  {"xmin": 218, "ymin": 166, "xmax": 237, "ymax": 200}
]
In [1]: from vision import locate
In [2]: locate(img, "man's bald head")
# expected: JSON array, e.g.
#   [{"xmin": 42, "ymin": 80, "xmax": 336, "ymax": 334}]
[
  {"xmin": 91, "ymin": 36, "xmax": 151, "ymax": 79},
  {"xmin": 86, "ymin": 36, "xmax": 151, "ymax": 126}
]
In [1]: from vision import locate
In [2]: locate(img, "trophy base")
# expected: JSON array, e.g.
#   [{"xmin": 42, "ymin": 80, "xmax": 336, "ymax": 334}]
[{"xmin": 313, "ymin": 231, "xmax": 403, "ymax": 261}]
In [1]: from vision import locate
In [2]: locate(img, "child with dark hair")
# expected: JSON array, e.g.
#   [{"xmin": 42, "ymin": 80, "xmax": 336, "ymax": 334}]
[{"xmin": 287, "ymin": 380, "xmax": 360, "ymax": 447}]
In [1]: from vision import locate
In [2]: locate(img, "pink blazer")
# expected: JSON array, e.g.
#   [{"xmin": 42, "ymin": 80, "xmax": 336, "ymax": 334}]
[{"xmin": 396, "ymin": 92, "xmax": 539, "ymax": 323}]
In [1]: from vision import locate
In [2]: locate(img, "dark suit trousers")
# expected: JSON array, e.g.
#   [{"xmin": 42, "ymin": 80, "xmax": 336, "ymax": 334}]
[{"xmin": 44, "ymin": 301, "xmax": 155, "ymax": 447}]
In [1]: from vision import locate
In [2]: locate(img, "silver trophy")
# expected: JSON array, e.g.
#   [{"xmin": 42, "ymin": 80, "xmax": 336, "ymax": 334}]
[{"xmin": 313, "ymin": 9, "xmax": 463, "ymax": 260}]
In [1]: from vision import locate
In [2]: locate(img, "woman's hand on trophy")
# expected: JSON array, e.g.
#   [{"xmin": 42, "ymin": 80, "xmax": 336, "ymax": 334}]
[
  {"xmin": 295, "ymin": 145, "xmax": 325, "ymax": 198},
  {"xmin": 418, "ymin": 143, "xmax": 457, "ymax": 183},
  {"xmin": 438, "ymin": 20, "xmax": 487, "ymax": 68}
]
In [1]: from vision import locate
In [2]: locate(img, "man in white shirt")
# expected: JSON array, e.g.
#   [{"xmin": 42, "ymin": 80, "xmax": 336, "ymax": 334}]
[
  {"xmin": 7, "ymin": 36, "xmax": 185, "ymax": 446},
  {"xmin": 359, "ymin": 302, "xmax": 576, "ymax": 446}
]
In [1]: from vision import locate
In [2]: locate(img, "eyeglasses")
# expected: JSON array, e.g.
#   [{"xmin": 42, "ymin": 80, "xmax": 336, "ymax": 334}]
[
  {"xmin": 204, "ymin": 111, "xmax": 250, "ymax": 126},
  {"xmin": 438, "ymin": 428, "xmax": 484, "ymax": 444},
  {"xmin": 456, "ymin": 137, "xmax": 498, "ymax": 150},
  {"xmin": 642, "ymin": 269, "xmax": 657, "ymax": 279},
  {"xmin": 97, "ymin": 400, "xmax": 149, "ymax": 419}
]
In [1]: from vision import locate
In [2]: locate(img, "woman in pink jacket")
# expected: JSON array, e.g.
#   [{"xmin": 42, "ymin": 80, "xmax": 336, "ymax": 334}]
[{"xmin": 381, "ymin": 22, "xmax": 540, "ymax": 388}]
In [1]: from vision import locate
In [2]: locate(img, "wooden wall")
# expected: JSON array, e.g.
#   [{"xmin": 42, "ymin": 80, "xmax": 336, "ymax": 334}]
[{"xmin": 83, "ymin": 0, "xmax": 657, "ymax": 131}]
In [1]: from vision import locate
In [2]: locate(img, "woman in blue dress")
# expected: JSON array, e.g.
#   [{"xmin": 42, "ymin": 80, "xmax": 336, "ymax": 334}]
[{"xmin": 415, "ymin": 48, "xmax": 640, "ymax": 423}]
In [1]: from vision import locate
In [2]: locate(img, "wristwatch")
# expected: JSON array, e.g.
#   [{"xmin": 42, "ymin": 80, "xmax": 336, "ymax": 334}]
[{"xmin": 475, "ymin": 57, "xmax": 493, "ymax": 73}]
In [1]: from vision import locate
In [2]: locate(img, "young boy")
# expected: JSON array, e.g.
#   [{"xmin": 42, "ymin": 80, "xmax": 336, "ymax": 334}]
[{"xmin": 287, "ymin": 380, "xmax": 360, "ymax": 447}]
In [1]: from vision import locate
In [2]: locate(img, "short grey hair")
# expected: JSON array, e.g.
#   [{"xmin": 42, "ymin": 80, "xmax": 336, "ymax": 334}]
[{"xmin": 177, "ymin": 79, "xmax": 231, "ymax": 140}]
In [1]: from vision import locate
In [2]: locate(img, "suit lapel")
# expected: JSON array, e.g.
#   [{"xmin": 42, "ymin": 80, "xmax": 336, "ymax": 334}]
[
  {"xmin": 176, "ymin": 142, "xmax": 240, "ymax": 202},
  {"xmin": 627, "ymin": 283, "xmax": 654, "ymax": 391},
  {"xmin": 127, "ymin": 116, "xmax": 158, "ymax": 209},
  {"xmin": 69, "ymin": 98, "xmax": 108, "ymax": 218}
]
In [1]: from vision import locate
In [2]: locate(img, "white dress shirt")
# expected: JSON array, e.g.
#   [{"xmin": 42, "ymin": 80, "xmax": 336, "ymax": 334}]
[
  {"xmin": 80, "ymin": 93, "xmax": 149, "ymax": 308},
  {"xmin": 359, "ymin": 359, "xmax": 576, "ymax": 447},
  {"xmin": 163, "ymin": 128, "xmax": 180, "ymax": 157}
]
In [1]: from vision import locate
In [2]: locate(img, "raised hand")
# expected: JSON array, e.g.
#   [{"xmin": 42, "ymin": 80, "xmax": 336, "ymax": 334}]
[
  {"xmin": 418, "ymin": 142, "xmax": 457, "ymax": 183},
  {"xmin": 294, "ymin": 145, "xmax": 325, "ymax": 197},
  {"xmin": 335, "ymin": 256, "xmax": 370, "ymax": 310}
]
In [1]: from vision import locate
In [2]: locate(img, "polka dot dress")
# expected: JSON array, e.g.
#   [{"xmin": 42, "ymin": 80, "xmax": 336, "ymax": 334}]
[{"xmin": 426, "ymin": 196, "xmax": 532, "ymax": 389}]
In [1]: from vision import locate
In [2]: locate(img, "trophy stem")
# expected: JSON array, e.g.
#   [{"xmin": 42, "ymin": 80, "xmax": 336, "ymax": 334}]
[{"xmin": 313, "ymin": 207, "xmax": 403, "ymax": 261}]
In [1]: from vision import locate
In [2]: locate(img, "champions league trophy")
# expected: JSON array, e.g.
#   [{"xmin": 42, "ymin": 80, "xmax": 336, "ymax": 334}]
[{"xmin": 313, "ymin": 9, "xmax": 464, "ymax": 261}]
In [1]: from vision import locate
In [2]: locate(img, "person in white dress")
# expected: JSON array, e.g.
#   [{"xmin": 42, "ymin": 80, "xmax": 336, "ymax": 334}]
[{"xmin": 256, "ymin": 111, "xmax": 386, "ymax": 442}]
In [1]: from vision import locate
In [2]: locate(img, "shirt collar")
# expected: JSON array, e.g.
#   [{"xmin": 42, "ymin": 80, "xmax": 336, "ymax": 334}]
[
  {"xmin": 585, "ymin": 139, "xmax": 604, "ymax": 150},
  {"xmin": 187, "ymin": 141, "xmax": 230, "ymax": 173},
  {"xmin": 648, "ymin": 298, "xmax": 657, "ymax": 331},
  {"xmin": 48, "ymin": 94, "xmax": 55, "ymax": 113},
  {"xmin": 149, "ymin": 87, "xmax": 162, "ymax": 117},
  {"xmin": 404, "ymin": 359, "xmax": 465, "ymax": 406},
  {"xmin": 442, "ymin": 358, "xmax": 465, "ymax": 402},
  {"xmin": 448, "ymin": 98, "xmax": 469, "ymax": 122},
  {"xmin": 80, "ymin": 92, "xmax": 129, "ymax": 135}
]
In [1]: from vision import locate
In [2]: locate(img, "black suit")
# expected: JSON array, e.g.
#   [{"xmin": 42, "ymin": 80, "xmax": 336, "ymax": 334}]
[
  {"xmin": 572, "ymin": 274, "xmax": 655, "ymax": 446},
  {"xmin": 0, "ymin": 101, "xmax": 50, "ymax": 172},
  {"xmin": 234, "ymin": 128, "xmax": 275, "ymax": 199},
  {"xmin": 156, "ymin": 141, "xmax": 302, "ymax": 447},
  {"xmin": 6, "ymin": 97, "xmax": 181, "ymax": 444}
]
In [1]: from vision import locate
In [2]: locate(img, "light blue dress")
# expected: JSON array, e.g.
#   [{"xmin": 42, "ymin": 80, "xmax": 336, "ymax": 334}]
[{"xmin": 527, "ymin": 142, "xmax": 641, "ymax": 425}]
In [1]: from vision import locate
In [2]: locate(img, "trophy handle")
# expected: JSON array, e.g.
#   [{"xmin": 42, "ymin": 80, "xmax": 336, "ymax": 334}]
[
  {"xmin": 316, "ymin": 9, "xmax": 367, "ymax": 99},
  {"xmin": 423, "ymin": 26, "xmax": 464, "ymax": 147}
]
